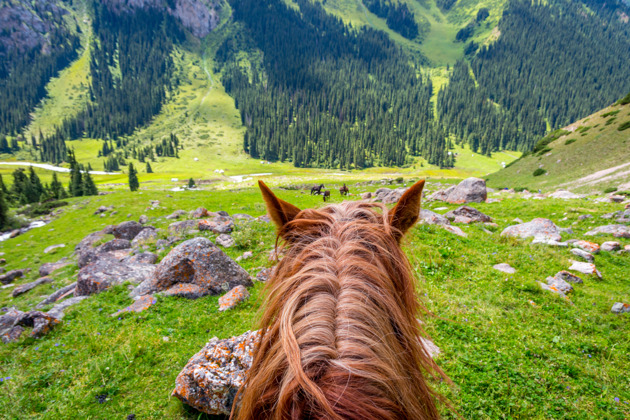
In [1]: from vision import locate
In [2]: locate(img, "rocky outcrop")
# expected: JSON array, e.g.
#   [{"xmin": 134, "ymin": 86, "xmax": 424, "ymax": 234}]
[
  {"xmin": 131, "ymin": 238, "xmax": 252, "ymax": 298},
  {"xmin": 1, "ymin": 309, "xmax": 60, "ymax": 343},
  {"xmin": 444, "ymin": 206, "xmax": 492, "ymax": 224},
  {"xmin": 501, "ymin": 218, "xmax": 561, "ymax": 242},
  {"xmin": 75, "ymin": 258, "xmax": 156, "ymax": 296},
  {"xmin": 11, "ymin": 277, "xmax": 53, "ymax": 298}
]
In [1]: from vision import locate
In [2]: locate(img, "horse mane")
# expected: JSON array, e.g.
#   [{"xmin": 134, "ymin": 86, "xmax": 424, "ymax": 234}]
[{"xmin": 234, "ymin": 199, "xmax": 446, "ymax": 419}]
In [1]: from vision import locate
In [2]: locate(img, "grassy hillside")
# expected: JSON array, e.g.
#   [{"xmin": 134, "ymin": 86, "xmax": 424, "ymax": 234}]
[
  {"xmin": 487, "ymin": 98, "xmax": 630, "ymax": 193},
  {"xmin": 0, "ymin": 182, "xmax": 628, "ymax": 418}
]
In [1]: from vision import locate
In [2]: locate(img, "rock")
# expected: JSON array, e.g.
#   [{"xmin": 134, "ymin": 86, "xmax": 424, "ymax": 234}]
[
  {"xmin": 574, "ymin": 240, "xmax": 600, "ymax": 254},
  {"xmin": 235, "ymin": 251, "xmax": 253, "ymax": 262},
  {"xmin": 558, "ymin": 227, "xmax": 574, "ymax": 235},
  {"xmin": 122, "ymin": 252, "xmax": 158, "ymax": 265},
  {"xmin": 76, "ymin": 259, "xmax": 156, "ymax": 296},
  {"xmin": 9, "ymin": 229, "xmax": 20, "ymax": 238},
  {"xmin": 549, "ymin": 190, "xmax": 582, "ymax": 199},
  {"xmin": 512, "ymin": 218, "xmax": 524, "ymax": 224},
  {"xmin": 218, "ymin": 286, "xmax": 250, "ymax": 311},
  {"xmin": 44, "ymin": 244, "xmax": 65, "ymax": 254},
  {"xmin": 47, "ymin": 296, "xmax": 89, "ymax": 319},
  {"xmin": 132, "ymin": 238, "xmax": 252, "ymax": 298},
  {"xmin": 131, "ymin": 227, "xmax": 158, "ymax": 248},
  {"xmin": 428, "ymin": 186, "xmax": 455, "ymax": 202},
  {"xmin": 570, "ymin": 248, "xmax": 594, "ymax": 262},
  {"xmin": 162, "ymin": 283, "xmax": 207, "ymax": 299},
  {"xmin": 493, "ymin": 263, "xmax": 516, "ymax": 274},
  {"xmin": 35, "ymin": 282, "xmax": 77, "ymax": 309},
  {"xmin": 554, "ymin": 271, "xmax": 583, "ymax": 284},
  {"xmin": 257, "ymin": 215, "xmax": 271, "ymax": 223},
  {"xmin": 172, "ymin": 330, "xmax": 261, "ymax": 415},
  {"xmin": 546, "ymin": 276, "xmax": 573, "ymax": 294},
  {"xmin": 189, "ymin": 207, "xmax": 209, "ymax": 219},
  {"xmin": 568, "ymin": 260, "xmax": 602, "ymax": 278},
  {"xmin": 444, "ymin": 206, "xmax": 492, "ymax": 224},
  {"xmin": 611, "ymin": 302, "xmax": 630, "ymax": 314},
  {"xmin": 374, "ymin": 187, "xmax": 408, "ymax": 204},
  {"xmin": 531, "ymin": 238, "xmax": 569, "ymax": 247},
  {"xmin": 500, "ymin": 218, "xmax": 561, "ymax": 242},
  {"xmin": 578, "ymin": 214, "xmax": 593, "ymax": 221},
  {"xmin": 538, "ymin": 282, "xmax": 569, "ymax": 299},
  {"xmin": 217, "ymin": 211, "xmax": 229, "ymax": 217},
  {"xmin": 216, "ymin": 234, "xmax": 235, "ymax": 248},
  {"xmin": 256, "ymin": 267, "xmax": 273, "ymax": 282},
  {"xmin": 166, "ymin": 210, "xmax": 188, "ymax": 220},
  {"xmin": 75, "ymin": 231, "xmax": 106, "ymax": 255},
  {"xmin": 442, "ymin": 225, "xmax": 467, "ymax": 238},
  {"xmin": 11, "ymin": 277, "xmax": 53, "ymax": 298},
  {"xmin": 78, "ymin": 239, "xmax": 133, "ymax": 268},
  {"xmin": 112, "ymin": 221, "xmax": 144, "ymax": 241},
  {"xmin": 168, "ymin": 220, "xmax": 198, "ymax": 235},
  {"xmin": 585, "ymin": 225, "xmax": 630, "ymax": 238},
  {"xmin": 439, "ymin": 178, "xmax": 487, "ymax": 204},
  {"xmin": 232, "ymin": 213, "xmax": 254, "ymax": 221},
  {"xmin": 156, "ymin": 239, "xmax": 170, "ymax": 249},
  {"xmin": 95, "ymin": 205, "xmax": 109, "ymax": 214},
  {"xmin": 139, "ymin": 214, "xmax": 149, "ymax": 224},
  {"xmin": 600, "ymin": 241, "xmax": 621, "ymax": 252},
  {"xmin": 418, "ymin": 209, "xmax": 450, "ymax": 226},
  {"xmin": 111, "ymin": 295, "xmax": 157, "ymax": 317},
  {"xmin": 609, "ymin": 195, "xmax": 626, "ymax": 203},
  {"xmin": 1, "ymin": 309, "xmax": 61, "ymax": 343},
  {"xmin": 0, "ymin": 269, "xmax": 28, "ymax": 285},
  {"xmin": 100, "ymin": 238, "xmax": 132, "ymax": 253},
  {"xmin": 39, "ymin": 259, "xmax": 70, "ymax": 277},
  {"xmin": 361, "ymin": 192, "xmax": 372, "ymax": 200},
  {"xmin": 198, "ymin": 217, "xmax": 234, "ymax": 234}
]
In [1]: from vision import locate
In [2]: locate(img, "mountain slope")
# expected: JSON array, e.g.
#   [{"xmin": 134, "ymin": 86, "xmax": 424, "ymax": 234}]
[{"xmin": 486, "ymin": 93, "xmax": 630, "ymax": 193}]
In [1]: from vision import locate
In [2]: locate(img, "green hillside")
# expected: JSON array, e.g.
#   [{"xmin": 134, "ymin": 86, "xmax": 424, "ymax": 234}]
[{"xmin": 487, "ymin": 94, "xmax": 630, "ymax": 193}]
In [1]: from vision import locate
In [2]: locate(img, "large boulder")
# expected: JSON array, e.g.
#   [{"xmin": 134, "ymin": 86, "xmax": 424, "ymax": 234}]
[
  {"xmin": 132, "ymin": 238, "xmax": 252, "ymax": 298},
  {"xmin": 418, "ymin": 210, "xmax": 450, "ymax": 226},
  {"xmin": 500, "ymin": 218, "xmax": 561, "ymax": 242},
  {"xmin": 430, "ymin": 178, "xmax": 487, "ymax": 204},
  {"xmin": 444, "ymin": 206, "xmax": 492, "ymax": 224},
  {"xmin": 112, "ymin": 221, "xmax": 144, "ymax": 240},
  {"xmin": 585, "ymin": 225, "xmax": 630, "ymax": 238},
  {"xmin": 172, "ymin": 330, "xmax": 262, "ymax": 415},
  {"xmin": 75, "ymin": 258, "xmax": 156, "ymax": 296}
]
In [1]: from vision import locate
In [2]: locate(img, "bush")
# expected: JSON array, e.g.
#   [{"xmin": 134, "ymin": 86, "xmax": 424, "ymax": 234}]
[
  {"xmin": 618, "ymin": 120, "xmax": 630, "ymax": 131},
  {"xmin": 602, "ymin": 109, "xmax": 620, "ymax": 118},
  {"xmin": 533, "ymin": 168, "xmax": 547, "ymax": 177},
  {"xmin": 617, "ymin": 91, "xmax": 630, "ymax": 105},
  {"xmin": 17, "ymin": 200, "xmax": 69, "ymax": 217},
  {"xmin": 564, "ymin": 138, "xmax": 576, "ymax": 145},
  {"xmin": 603, "ymin": 187, "xmax": 618, "ymax": 194},
  {"xmin": 514, "ymin": 186, "xmax": 529, "ymax": 192}
]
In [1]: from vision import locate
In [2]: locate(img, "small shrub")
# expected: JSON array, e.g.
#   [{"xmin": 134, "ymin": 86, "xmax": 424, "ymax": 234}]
[
  {"xmin": 564, "ymin": 138, "xmax": 576, "ymax": 145},
  {"xmin": 618, "ymin": 120, "xmax": 630, "ymax": 131},
  {"xmin": 602, "ymin": 109, "xmax": 620, "ymax": 118},
  {"xmin": 533, "ymin": 168, "xmax": 547, "ymax": 177},
  {"xmin": 395, "ymin": 177, "xmax": 404, "ymax": 184},
  {"xmin": 617, "ymin": 91, "xmax": 630, "ymax": 105},
  {"xmin": 603, "ymin": 187, "xmax": 617, "ymax": 194},
  {"xmin": 536, "ymin": 147, "xmax": 551, "ymax": 156},
  {"xmin": 514, "ymin": 186, "xmax": 529, "ymax": 192},
  {"xmin": 605, "ymin": 117, "xmax": 617, "ymax": 126}
]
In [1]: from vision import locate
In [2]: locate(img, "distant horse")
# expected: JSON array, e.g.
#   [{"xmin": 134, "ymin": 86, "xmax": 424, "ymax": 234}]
[
  {"xmin": 234, "ymin": 180, "xmax": 446, "ymax": 420},
  {"xmin": 311, "ymin": 184, "xmax": 325, "ymax": 195},
  {"xmin": 339, "ymin": 183, "xmax": 349, "ymax": 196},
  {"xmin": 322, "ymin": 190, "xmax": 331, "ymax": 202}
]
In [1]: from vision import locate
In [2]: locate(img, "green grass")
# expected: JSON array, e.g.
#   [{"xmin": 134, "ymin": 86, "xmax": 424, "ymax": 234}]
[{"xmin": 0, "ymin": 182, "xmax": 629, "ymax": 418}]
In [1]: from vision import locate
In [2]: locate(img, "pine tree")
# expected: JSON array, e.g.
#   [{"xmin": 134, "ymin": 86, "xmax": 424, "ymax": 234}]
[
  {"xmin": 0, "ymin": 174, "xmax": 7, "ymax": 195},
  {"xmin": 0, "ymin": 189, "xmax": 8, "ymax": 231},
  {"xmin": 146, "ymin": 161, "xmax": 153, "ymax": 173},
  {"xmin": 188, "ymin": 178, "xmax": 195, "ymax": 188},
  {"xmin": 128, "ymin": 163, "xmax": 139, "ymax": 192},
  {"xmin": 49, "ymin": 173, "xmax": 66, "ymax": 199},
  {"xmin": 68, "ymin": 150, "xmax": 83, "ymax": 197},
  {"xmin": 83, "ymin": 172, "xmax": 98, "ymax": 196}
]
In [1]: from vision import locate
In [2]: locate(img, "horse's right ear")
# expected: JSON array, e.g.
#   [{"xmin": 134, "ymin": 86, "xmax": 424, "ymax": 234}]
[{"xmin": 259, "ymin": 180, "xmax": 302, "ymax": 231}]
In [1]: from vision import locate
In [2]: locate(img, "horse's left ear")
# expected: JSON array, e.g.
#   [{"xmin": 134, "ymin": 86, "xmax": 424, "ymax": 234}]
[
  {"xmin": 389, "ymin": 180, "xmax": 425, "ymax": 240},
  {"xmin": 259, "ymin": 180, "xmax": 302, "ymax": 231}
]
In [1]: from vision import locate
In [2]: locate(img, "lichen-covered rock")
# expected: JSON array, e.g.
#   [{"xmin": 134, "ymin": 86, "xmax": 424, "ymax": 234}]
[
  {"xmin": 501, "ymin": 218, "xmax": 561, "ymax": 242},
  {"xmin": 122, "ymin": 252, "xmax": 158, "ymax": 265},
  {"xmin": 0, "ymin": 309, "xmax": 61, "ymax": 343},
  {"xmin": 47, "ymin": 296, "xmax": 89, "ymax": 319},
  {"xmin": 256, "ymin": 267, "xmax": 273, "ymax": 282},
  {"xmin": 39, "ymin": 259, "xmax": 70, "ymax": 277},
  {"xmin": 111, "ymin": 295, "xmax": 157, "ymax": 317},
  {"xmin": 600, "ymin": 241, "xmax": 621, "ymax": 252},
  {"xmin": 585, "ymin": 224, "xmax": 630, "ymax": 238},
  {"xmin": 216, "ymin": 234, "xmax": 235, "ymax": 248},
  {"xmin": 611, "ymin": 302, "xmax": 630, "ymax": 314},
  {"xmin": 35, "ymin": 282, "xmax": 77, "ymax": 309},
  {"xmin": 189, "ymin": 207, "xmax": 209, "ymax": 219},
  {"xmin": 570, "ymin": 248, "xmax": 594, "ymax": 262},
  {"xmin": 574, "ymin": 240, "xmax": 600, "ymax": 254},
  {"xmin": 0, "ymin": 269, "xmax": 29, "ymax": 285},
  {"xmin": 77, "ymin": 238, "xmax": 133, "ymax": 268},
  {"xmin": 218, "ymin": 286, "xmax": 250, "ymax": 311},
  {"xmin": 162, "ymin": 283, "xmax": 206, "ymax": 299},
  {"xmin": 133, "ymin": 238, "xmax": 252, "ymax": 298},
  {"xmin": 443, "ymin": 225, "xmax": 467, "ymax": 238},
  {"xmin": 444, "ymin": 206, "xmax": 492, "ymax": 224},
  {"xmin": 198, "ymin": 217, "xmax": 234, "ymax": 234},
  {"xmin": 75, "ymin": 259, "xmax": 156, "ymax": 296},
  {"xmin": 568, "ymin": 260, "xmax": 602, "ymax": 278},
  {"xmin": 11, "ymin": 277, "xmax": 53, "ymax": 298},
  {"xmin": 493, "ymin": 263, "xmax": 516, "ymax": 274},
  {"xmin": 172, "ymin": 330, "xmax": 261, "ymax": 415},
  {"xmin": 418, "ymin": 210, "xmax": 450, "ymax": 226},
  {"xmin": 168, "ymin": 220, "xmax": 198, "ymax": 234},
  {"xmin": 75, "ymin": 231, "xmax": 106, "ymax": 255},
  {"xmin": 554, "ymin": 271, "xmax": 583, "ymax": 284},
  {"xmin": 131, "ymin": 227, "xmax": 158, "ymax": 248},
  {"xmin": 546, "ymin": 276, "xmax": 573, "ymax": 294},
  {"xmin": 538, "ymin": 282, "xmax": 569, "ymax": 300}
]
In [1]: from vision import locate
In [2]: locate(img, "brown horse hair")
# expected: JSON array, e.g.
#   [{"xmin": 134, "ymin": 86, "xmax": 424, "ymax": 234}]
[{"xmin": 233, "ymin": 180, "xmax": 447, "ymax": 420}]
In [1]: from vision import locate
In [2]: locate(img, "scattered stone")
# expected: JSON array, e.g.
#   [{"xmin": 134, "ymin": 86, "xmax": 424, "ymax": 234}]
[
  {"xmin": 256, "ymin": 268, "xmax": 273, "ymax": 282},
  {"xmin": 430, "ymin": 178, "xmax": 487, "ymax": 204},
  {"xmin": 493, "ymin": 263, "xmax": 516, "ymax": 274},
  {"xmin": 568, "ymin": 260, "xmax": 602, "ymax": 278},
  {"xmin": 538, "ymin": 282, "xmax": 569, "ymax": 299},
  {"xmin": 217, "ymin": 211, "xmax": 229, "ymax": 217},
  {"xmin": 500, "ymin": 218, "xmax": 561, "ymax": 242},
  {"xmin": 361, "ymin": 192, "xmax": 372, "ymax": 200},
  {"xmin": 442, "ymin": 225, "xmax": 468, "ymax": 238},
  {"xmin": 166, "ymin": 210, "xmax": 188, "ymax": 220},
  {"xmin": 418, "ymin": 209, "xmax": 450, "ymax": 226},
  {"xmin": 168, "ymin": 220, "xmax": 198, "ymax": 235},
  {"xmin": 198, "ymin": 217, "xmax": 234, "ymax": 234},
  {"xmin": 574, "ymin": 240, "xmax": 600, "ymax": 254},
  {"xmin": 76, "ymin": 258, "xmax": 156, "ymax": 296},
  {"xmin": 554, "ymin": 271, "xmax": 583, "ymax": 284},
  {"xmin": 39, "ymin": 259, "xmax": 70, "ymax": 277},
  {"xmin": 546, "ymin": 276, "xmax": 573, "ymax": 294},
  {"xmin": 12, "ymin": 277, "xmax": 53, "ymax": 298},
  {"xmin": 578, "ymin": 214, "xmax": 593, "ymax": 221},
  {"xmin": 585, "ymin": 225, "xmax": 630, "ymax": 238},
  {"xmin": 162, "ymin": 283, "xmax": 207, "ymax": 299},
  {"xmin": 235, "ymin": 251, "xmax": 253, "ymax": 262},
  {"xmin": 122, "ymin": 252, "xmax": 158, "ymax": 265},
  {"xmin": 47, "ymin": 296, "xmax": 89, "ymax": 319},
  {"xmin": 216, "ymin": 234, "xmax": 235, "ymax": 248},
  {"xmin": 0, "ymin": 269, "xmax": 28, "ymax": 285},
  {"xmin": 600, "ymin": 241, "xmax": 621, "ymax": 252},
  {"xmin": 94, "ymin": 205, "xmax": 109, "ymax": 214},
  {"xmin": 139, "ymin": 215, "xmax": 149, "ymax": 224},
  {"xmin": 132, "ymin": 238, "xmax": 252, "ymax": 298},
  {"xmin": 444, "ymin": 206, "xmax": 492, "ymax": 224},
  {"xmin": 611, "ymin": 302, "xmax": 630, "ymax": 314},
  {"xmin": 549, "ymin": 190, "xmax": 582, "ymax": 199},
  {"xmin": 35, "ymin": 282, "xmax": 77, "ymax": 309},
  {"xmin": 189, "ymin": 207, "xmax": 209, "ymax": 219},
  {"xmin": 111, "ymin": 295, "xmax": 157, "ymax": 317},
  {"xmin": 218, "ymin": 286, "xmax": 250, "ymax": 311},
  {"xmin": 44, "ymin": 244, "xmax": 65, "ymax": 254},
  {"xmin": 112, "ymin": 221, "xmax": 144, "ymax": 241},
  {"xmin": 570, "ymin": 248, "xmax": 594, "ymax": 262},
  {"xmin": 172, "ymin": 330, "xmax": 261, "ymax": 415}
]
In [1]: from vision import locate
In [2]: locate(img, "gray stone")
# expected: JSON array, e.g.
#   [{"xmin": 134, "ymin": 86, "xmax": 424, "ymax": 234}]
[
  {"xmin": 444, "ymin": 206, "xmax": 492, "ymax": 224},
  {"xmin": 76, "ymin": 259, "xmax": 156, "ymax": 296},
  {"xmin": 493, "ymin": 263, "xmax": 516, "ymax": 274},
  {"xmin": 112, "ymin": 221, "xmax": 144, "ymax": 241},
  {"xmin": 122, "ymin": 252, "xmax": 158, "ymax": 265},
  {"xmin": 585, "ymin": 225, "xmax": 630, "ymax": 238},
  {"xmin": 131, "ymin": 227, "xmax": 158, "ymax": 248},
  {"xmin": 35, "ymin": 282, "xmax": 77, "ymax": 309},
  {"xmin": 139, "ymin": 214, "xmax": 149, "ymax": 224},
  {"xmin": 546, "ymin": 276, "xmax": 573, "ymax": 294},
  {"xmin": 235, "ymin": 251, "xmax": 253, "ymax": 262},
  {"xmin": 189, "ymin": 207, "xmax": 209, "ymax": 219},
  {"xmin": 75, "ymin": 231, "xmax": 106, "ymax": 254},
  {"xmin": 538, "ymin": 282, "xmax": 568, "ymax": 299},
  {"xmin": 373, "ymin": 187, "xmax": 408, "ymax": 204},
  {"xmin": 218, "ymin": 285, "xmax": 250, "ymax": 311},
  {"xmin": 1, "ymin": 309, "xmax": 61, "ymax": 343},
  {"xmin": 442, "ymin": 225, "xmax": 467, "ymax": 238},
  {"xmin": 570, "ymin": 248, "xmax": 594, "ymax": 262},
  {"xmin": 500, "ymin": 218, "xmax": 561, "ymax": 242},
  {"xmin": 256, "ymin": 267, "xmax": 273, "ymax": 282},
  {"xmin": 0, "ymin": 269, "xmax": 28, "ymax": 285},
  {"xmin": 554, "ymin": 271, "xmax": 583, "ymax": 284},
  {"xmin": 39, "ymin": 259, "xmax": 70, "ymax": 277},
  {"xmin": 232, "ymin": 213, "xmax": 254, "ymax": 221},
  {"xmin": 418, "ymin": 209, "xmax": 450, "ymax": 226},
  {"xmin": 578, "ymin": 214, "xmax": 593, "ymax": 221},
  {"xmin": 361, "ymin": 192, "xmax": 372, "ymax": 200},
  {"xmin": 198, "ymin": 217, "xmax": 234, "ymax": 234},
  {"xmin": 435, "ymin": 178, "xmax": 487, "ymax": 204},
  {"xmin": 216, "ymin": 234, "xmax": 235, "ymax": 248},
  {"xmin": 47, "ymin": 296, "xmax": 89, "ymax": 319},
  {"xmin": 568, "ymin": 260, "xmax": 602, "ymax": 278},
  {"xmin": 162, "ymin": 283, "xmax": 207, "ymax": 299},
  {"xmin": 44, "ymin": 244, "xmax": 65, "ymax": 254},
  {"xmin": 111, "ymin": 295, "xmax": 157, "ymax": 317},
  {"xmin": 600, "ymin": 241, "xmax": 621, "ymax": 252},
  {"xmin": 11, "ymin": 277, "xmax": 53, "ymax": 298},
  {"xmin": 168, "ymin": 220, "xmax": 198, "ymax": 234},
  {"xmin": 166, "ymin": 210, "xmax": 188, "ymax": 220},
  {"xmin": 611, "ymin": 302, "xmax": 630, "ymax": 314}
]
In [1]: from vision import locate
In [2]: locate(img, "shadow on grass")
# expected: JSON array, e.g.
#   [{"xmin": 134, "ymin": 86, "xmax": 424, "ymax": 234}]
[{"xmin": 181, "ymin": 403, "xmax": 229, "ymax": 420}]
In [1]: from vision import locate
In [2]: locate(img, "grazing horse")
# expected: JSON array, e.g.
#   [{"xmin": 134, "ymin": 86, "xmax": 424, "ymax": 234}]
[
  {"xmin": 311, "ymin": 184, "xmax": 325, "ymax": 195},
  {"xmin": 234, "ymin": 180, "xmax": 446, "ymax": 420},
  {"xmin": 322, "ymin": 190, "xmax": 331, "ymax": 202},
  {"xmin": 339, "ymin": 183, "xmax": 349, "ymax": 196}
]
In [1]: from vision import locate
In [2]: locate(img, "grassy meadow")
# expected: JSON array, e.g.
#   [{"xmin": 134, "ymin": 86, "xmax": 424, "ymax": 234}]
[{"xmin": 1, "ymin": 181, "xmax": 629, "ymax": 419}]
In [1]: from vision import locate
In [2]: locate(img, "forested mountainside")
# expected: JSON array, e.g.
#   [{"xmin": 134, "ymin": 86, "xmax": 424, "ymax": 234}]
[{"xmin": 0, "ymin": 0, "xmax": 629, "ymax": 171}]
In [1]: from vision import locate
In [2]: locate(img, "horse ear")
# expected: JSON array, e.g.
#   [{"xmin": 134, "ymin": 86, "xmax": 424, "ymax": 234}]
[
  {"xmin": 259, "ymin": 180, "xmax": 302, "ymax": 231},
  {"xmin": 389, "ymin": 180, "xmax": 425, "ymax": 239}
]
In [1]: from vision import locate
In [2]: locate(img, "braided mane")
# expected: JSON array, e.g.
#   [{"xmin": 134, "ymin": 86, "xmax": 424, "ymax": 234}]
[{"xmin": 235, "ymin": 182, "xmax": 445, "ymax": 419}]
